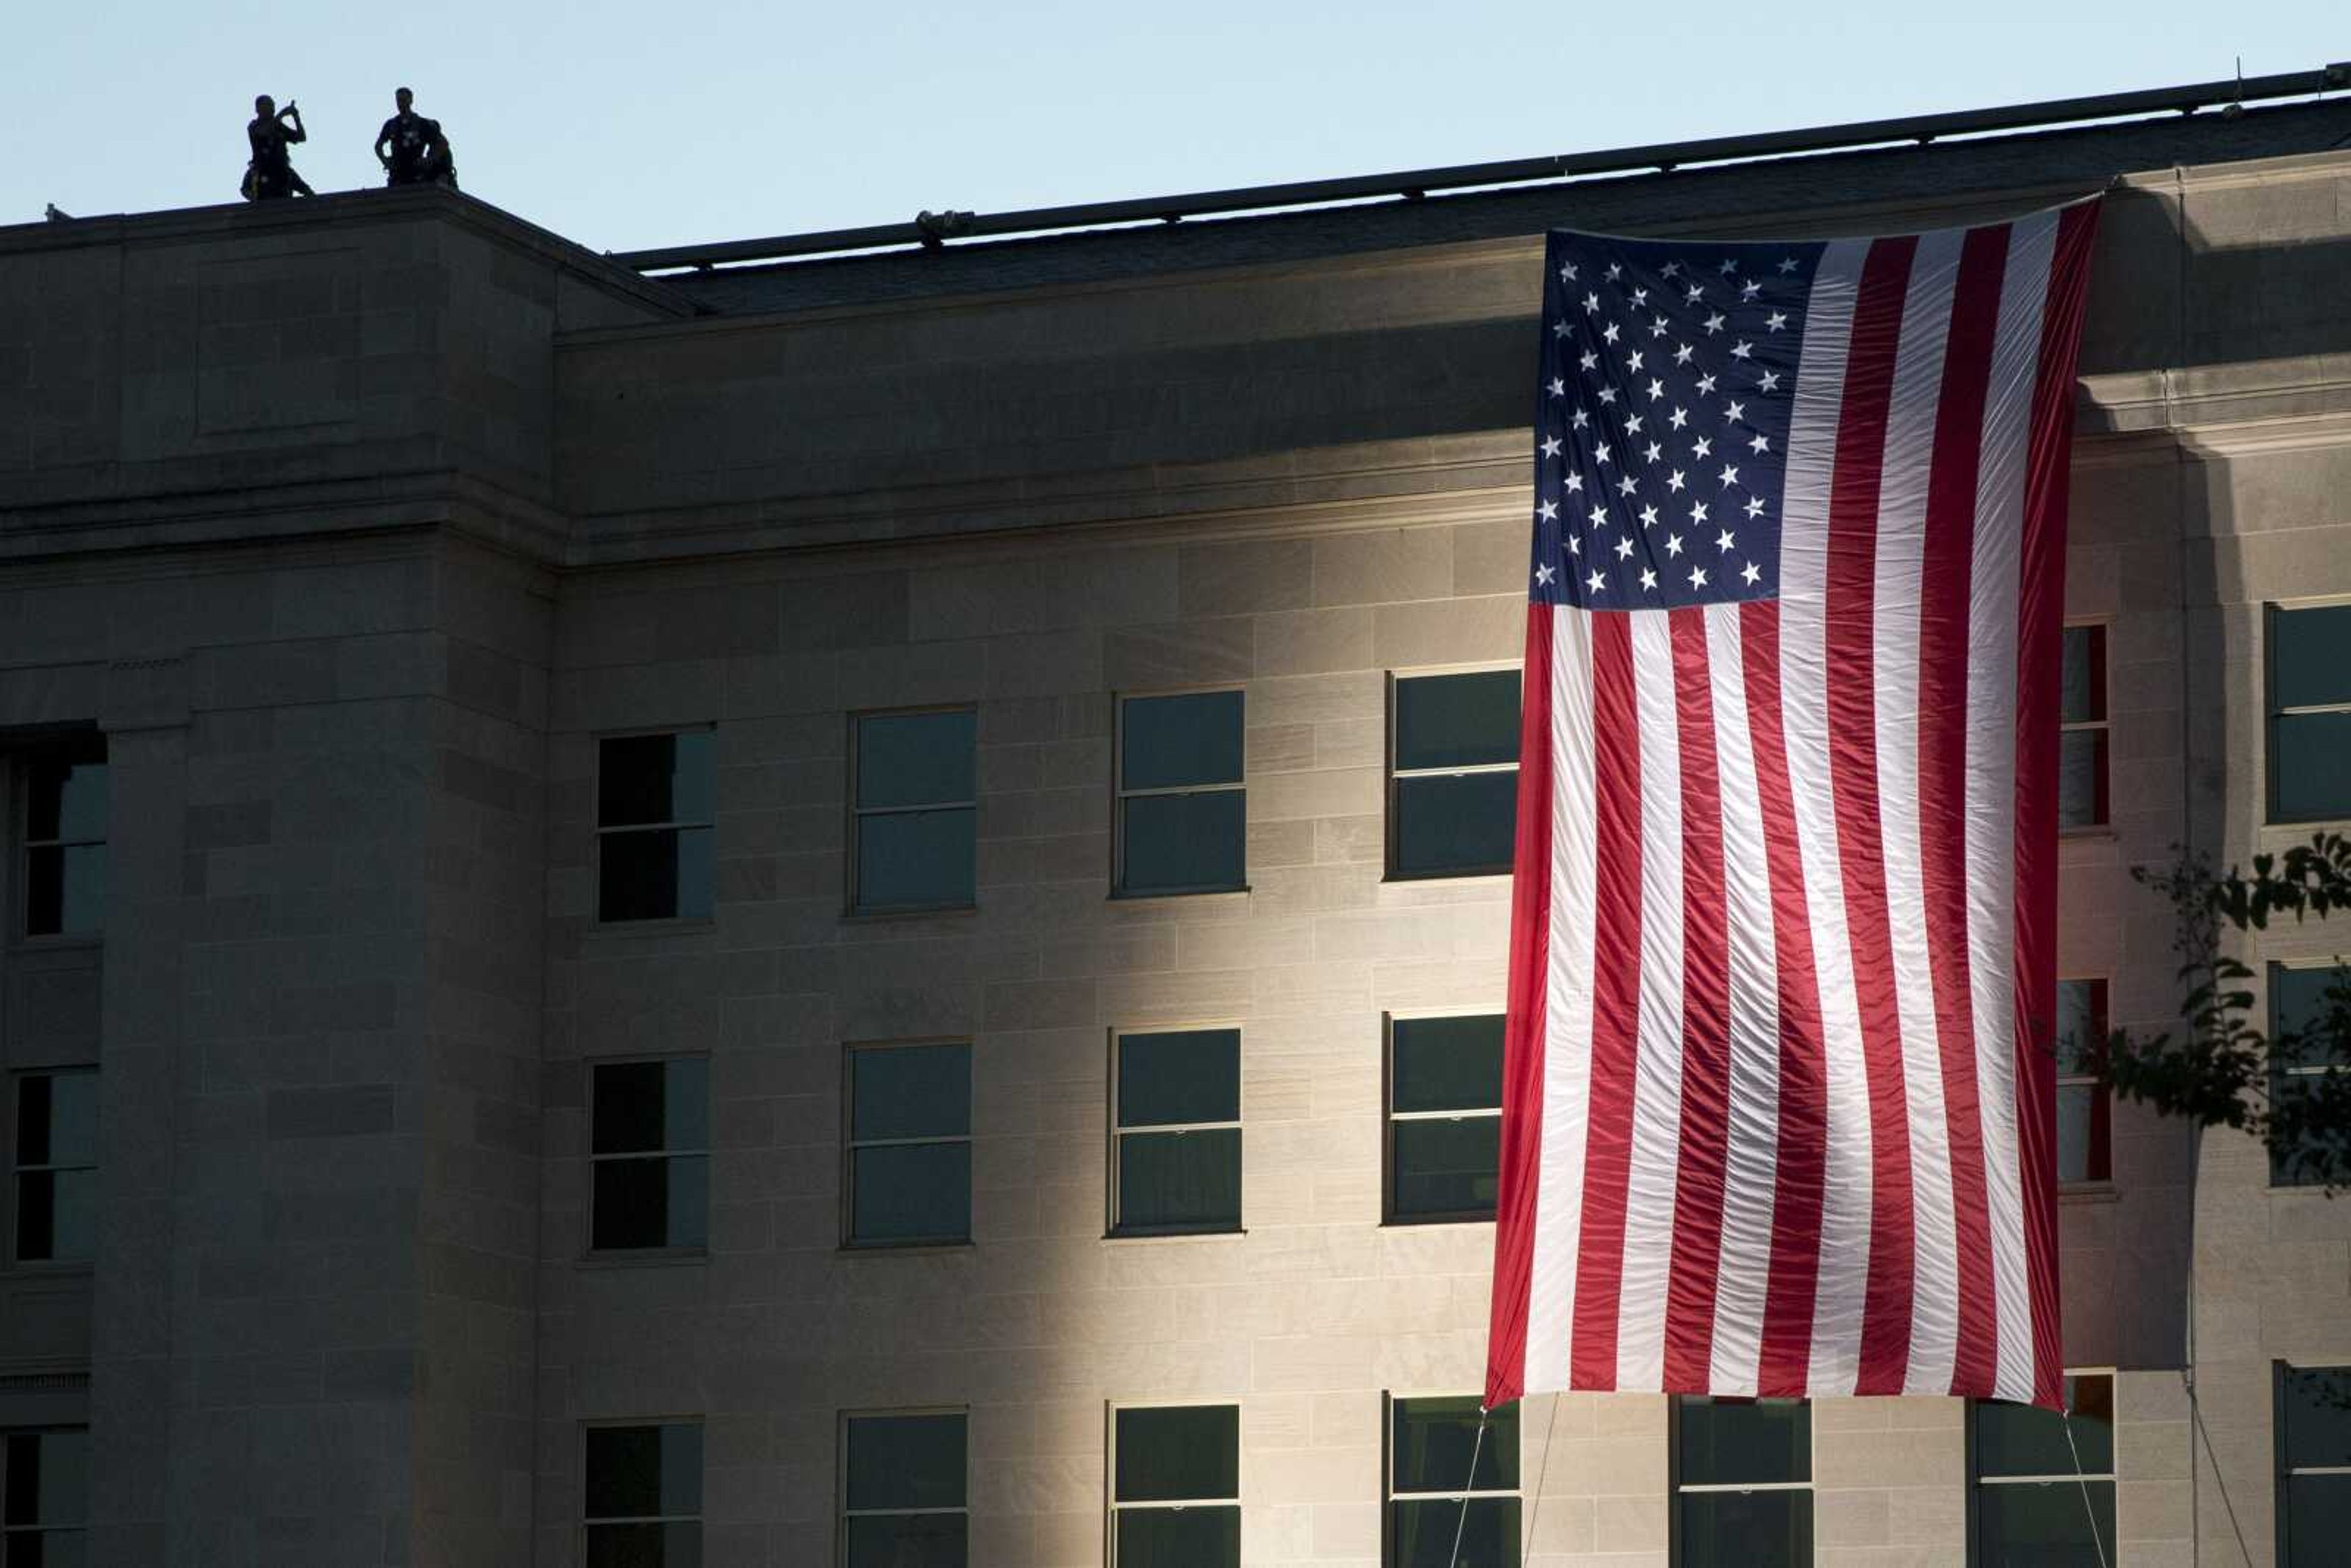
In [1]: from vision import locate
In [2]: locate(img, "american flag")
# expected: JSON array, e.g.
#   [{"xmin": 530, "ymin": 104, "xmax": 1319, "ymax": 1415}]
[{"xmin": 1484, "ymin": 204, "xmax": 2100, "ymax": 1411}]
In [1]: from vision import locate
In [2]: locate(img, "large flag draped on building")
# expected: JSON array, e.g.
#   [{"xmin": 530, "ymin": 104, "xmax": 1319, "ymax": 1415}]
[{"xmin": 1483, "ymin": 203, "xmax": 2100, "ymax": 1412}]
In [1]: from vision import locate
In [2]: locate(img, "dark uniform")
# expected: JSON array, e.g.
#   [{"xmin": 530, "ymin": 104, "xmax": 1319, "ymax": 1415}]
[
  {"xmin": 377, "ymin": 110, "xmax": 456, "ymax": 189},
  {"xmin": 244, "ymin": 113, "xmax": 312, "ymax": 201}
]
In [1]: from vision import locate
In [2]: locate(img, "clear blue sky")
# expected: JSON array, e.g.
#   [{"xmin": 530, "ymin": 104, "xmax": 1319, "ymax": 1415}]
[{"xmin": 13, "ymin": 3, "xmax": 2345, "ymax": 253}]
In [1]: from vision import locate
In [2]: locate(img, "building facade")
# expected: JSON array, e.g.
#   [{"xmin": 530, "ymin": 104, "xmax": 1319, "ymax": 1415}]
[{"xmin": 0, "ymin": 88, "xmax": 2347, "ymax": 1567}]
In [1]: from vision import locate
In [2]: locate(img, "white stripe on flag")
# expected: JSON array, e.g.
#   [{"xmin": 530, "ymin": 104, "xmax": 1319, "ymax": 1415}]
[
  {"xmin": 1703, "ymin": 601, "xmax": 1781, "ymax": 1395},
  {"xmin": 1968, "ymin": 211, "xmax": 2057, "ymax": 1405},
  {"xmin": 1525, "ymin": 608, "xmax": 1597, "ymax": 1397},
  {"xmin": 1614, "ymin": 609, "xmax": 1688, "ymax": 1391},
  {"xmin": 1775, "ymin": 237, "xmax": 1872, "ymax": 1397},
  {"xmin": 1873, "ymin": 225, "xmax": 1964, "ymax": 1395}
]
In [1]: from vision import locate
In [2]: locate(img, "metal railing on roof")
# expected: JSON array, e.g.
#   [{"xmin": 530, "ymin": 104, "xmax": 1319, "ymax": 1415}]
[{"xmin": 612, "ymin": 61, "xmax": 2350, "ymax": 274}]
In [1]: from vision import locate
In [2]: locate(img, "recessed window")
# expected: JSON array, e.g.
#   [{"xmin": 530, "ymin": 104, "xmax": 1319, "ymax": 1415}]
[
  {"xmin": 2268, "ymin": 602, "xmax": 2351, "ymax": 823},
  {"xmin": 1387, "ymin": 1396, "xmax": 1519, "ymax": 1567},
  {"xmin": 852, "ymin": 709, "xmax": 977, "ymax": 913},
  {"xmin": 1390, "ymin": 670, "xmax": 1520, "ymax": 879},
  {"xmin": 1116, "ymin": 691, "xmax": 1245, "ymax": 896},
  {"xmin": 1109, "ymin": 1404, "xmax": 1239, "ymax": 1568},
  {"xmin": 844, "ymin": 1042, "xmax": 971, "ymax": 1247},
  {"xmin": 1111, "ymin": 1028, "xmax": 1240, "ymax": 1236},
  {"xmin": 1970, "ymin": 1373, "xmax": 2114, "ymax": 1564},
  {"xmin": 589, "ymin": 1059, "xmax": 708, "ymax": 1253},
  {"xmin": 12, "ymin": 1071, "xmax": 96, "ymax": 1264},
  {"xmin": 2276, "ymin": 1362, "xmax": 2351, "ymax": 1566},
  {"xmin": 2054, "ymin": 980, "xmax": 2112, "ymax": 1185},
  {"xmin": 1673, "ymin": 1397, "xmax": 1812, "ymax": 1567},
  {"xmin": 1387, "ymin": 1015, "xmax": 1503, "ymax": 1224},
  {"xmin": 2057, "ymin": 625, "xmax": 2109, "ymax": 832},
  {"xmin": 583, "ymin": 1423, "xmax": 701, "ymax": 1567},
  {"xmin": 2270, "ymin": 963, "xmax": 2349, "ymax": 1188},
  {"xmin": 597, "ymin": 731, "xmax": 714, "ymax": 922},
  {"xmin": 1, "ymin": 1429, "xmax": 87, "ymax": 1563},
  {"xmin": 842, "ymin": 1411, "xmax": 967, "ymax": 1568},
  {"xmin": 24, "ymin": 745, "xmax": 107, "ymax": 937}
]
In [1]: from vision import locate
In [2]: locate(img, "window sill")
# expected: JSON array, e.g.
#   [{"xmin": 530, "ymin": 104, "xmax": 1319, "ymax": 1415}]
[
  {"xmin": 9, "ymin": 934, "xmax": 103, "ymax": 954},
  {"xmin": 839, "ymin": 1239, "xmax": 976, "ymax": 1256},
  {"xmin": 1109, "ymin": 887, "xmax": 1251, "ymax": 909},
  {"xmin": 841, "ymin": 905, "xmax": 980, "ymax": 926},
  {"xmin": 582, "ymin": 917, "xmax": 717, "ymax": 940},
  {"xmin": 1382, "ymin": 1215, "xmax": 1499, "ymax": 1229},
  {"xmin": 2058, "ymin": 1182, "xmax": 2118, "ymax": 1204},
  {"xmin": 0, "ymin": 1261, "xmax": 94, "ymax": 1281},
  {"xmin": 576, "ymin": 1248, "xmax": 709, "ymax": 1269},
  {"xmin": 1382, "ymin": 869, "xmax": 1511, "ymax": 886},
  {"xmin": 1104, "ymin": 1226, "xmax": 1247, "ymax": 1243},
  {"xmin": 2057, "ymin": 827, "xmax": 2115, "ymax": 842}
]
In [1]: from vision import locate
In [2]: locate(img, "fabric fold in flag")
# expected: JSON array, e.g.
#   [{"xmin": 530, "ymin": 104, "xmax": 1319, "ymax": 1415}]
[{"xmin": 1484, "ymin": 204, "xmax": 2099, "ymax": 1412}]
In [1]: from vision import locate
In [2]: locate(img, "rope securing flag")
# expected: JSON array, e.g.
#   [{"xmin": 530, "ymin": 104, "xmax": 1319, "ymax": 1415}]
[{"xmin": 1484, "ymin": 203, "xmax": 2100, "ymax": 1411}]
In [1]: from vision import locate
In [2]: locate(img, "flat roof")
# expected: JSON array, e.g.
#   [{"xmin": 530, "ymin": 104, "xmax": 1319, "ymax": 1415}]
[{"xmin": 648, "ymin": 92, "xmax": 2351, "ymax": 317}]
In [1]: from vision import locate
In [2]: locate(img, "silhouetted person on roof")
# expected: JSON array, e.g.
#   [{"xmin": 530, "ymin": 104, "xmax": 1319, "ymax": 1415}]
[
  {"xmin": 243, "ymin": 96, "xmax": 312, "ymax": 200},
  {"xmin": 375, "ymin": 88, "xmax": 457, "ymax": 189}
]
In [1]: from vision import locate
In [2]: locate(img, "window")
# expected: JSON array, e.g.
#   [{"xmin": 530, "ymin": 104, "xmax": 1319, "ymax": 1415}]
[
  {"xmin": 842, "ymin": 1411, "xmax": 967, "ymax": 1567},
  {"xmin": 1970, "ymin": 1373, "xmax": 2115, "ymax": 1565},
  {"xmin": 1, "ymin": 1429, "xmax": 87, "ymax": 1563},
  {"xmin": 13, "ymin": 1071, "xmax": 96, "ymax": 1264},
  {"xmin": 2270, "ymin": 963, "xmax": 2349, "ymax": 1188},
  {"xmin": 2057, "ymin": 625, "xmax": 2109, "ymax": 831},
  {"xmin": 1390, "ymin": 670, "xmax": 1520, "ymax": 879},
  {"xmin": 2053, "ymin": 980, "xmax": 2111, "ymax": 1185},
  {"xmin": 1387, "ymin": 1396, "xmax": 1519, "ymax": 1568},
  {"xmin": 851, "ymin": 708, "xmax": 977, "ymax": 913},
  {"xmin": 1672, "ymin": 1397, "xmax": 1812, "ymax": 1567},
  {"xmin": 844, "ymin": 1042, "xmax": 971, "ymax": 1247},
  {"xmin": 2277, "ymin": 1362, "xmax": 2351, "ymax": 1566},
  {"xmin": 583, "ymin": 1422, "xmax": 701, "ymax": 1567},
  {"xmin": 597, "ymin": 731, "xmax": 714, "ymax": 922},
  {"xmin": 1387, "ymin": 1015, "xmax": 1504, "ymax": 1223},
  {"xmin": 1116, "ymin": 691, "xmax": 1245, "ymax": 896},
  {"xmin": 1109, "ymin": 1404, "xmax": 1239, "ymax": 1568},
  {"xmin": 13, "ymin": 1071, "xmax": 96, "ymax": 1269},
  {"xmin": 23, "ymin": 743, "xmax": 107, "ymax": 937},
  {"xmin": 1110, "ymin": 1028, "xmax": 1240, "ymax": 1236},
  {"xmin": 2268, "ymin": 602, "xmax": 2351, "ymax": 823},
  {"xmin": 588, "ymin": 1059, "xmax": 708, "ymax": 1253}
]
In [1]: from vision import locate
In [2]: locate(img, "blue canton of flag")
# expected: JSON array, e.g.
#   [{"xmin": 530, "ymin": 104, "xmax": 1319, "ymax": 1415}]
[{"xmin": 1532, "ymin": 233, "xmax": 1824, "ymax": 609}]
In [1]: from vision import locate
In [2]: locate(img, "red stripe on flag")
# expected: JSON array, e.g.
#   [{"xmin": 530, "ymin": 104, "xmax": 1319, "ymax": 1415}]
[
  {"xmin": 1742, "ymin": 599, "xmax": 1830, "ymax": 1398},
  {"xmin": 1918, "ymin": 222, "xmax": 2010, "ymax": 1397},
  {"xmin": 1663, "ymin": 609, "xmax": 1733, "ymax": 1390},
  {"xmin": 1824, "ymin": 234, "xmax": 1924, "ymax": 1394},
  {"xmin": 1570, "ymin": 610, "xmax": 1644, "ymax": 1390},
  {"xmin": 2013, "ymin": 200, "xmax": 2102, "ymax": 1411},
  {"xmin": 1485, "ymin": 604, "xmax": 1558, "ymax": 1411}
]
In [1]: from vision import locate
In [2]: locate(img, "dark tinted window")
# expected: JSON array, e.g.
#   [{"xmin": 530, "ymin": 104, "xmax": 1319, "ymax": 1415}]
[
  {"xmin": 2058, "ymin": 626, "xmax": 2109, "ymax": 831},
  {"xmin": 1119, "ymin": 693, "xmax": 1245, "ymax": 896},
  {"xmin": 2271, "ymin": 965, "xmax": 2350, "ymax": 1188},
  {"xmin": 1389, "ymin": 1397, "xmax": 1519, "ymax": 1568},
  {"xmin": 1973, "ymin": 1376, "xmax": 2114, "ymax": 1567},
  {"xmin": 25, "ymin": 749, "xmax": 107, "ymax": 937},
  {"xmin": 853, "ymin": 710, "xmax": 977, "ymax": 912},
  {"xmin": 1678, "ymin": 1397, "xmax": 1810, "ymax": 1488},
  {"xmin": 1392, "ymin": 672, "xmax": 1520, "ymax": 879},
  {"xmin": 2053, "ymin": 980, "xmax": 2110, "ymax": 1185},
  {"xmin": 845, "ymin": 1412, "xmax": 967, "ymax": 1568},
  {"xmin": 1, "ymin": 1430, "xmax": 88, "ymax": 1536},
  {"xmin": 2270, "ymin": 604, "xmax": 2351, "ymax": 823},
  {"xmin": 589, "ymin": 1060, "xmax": 708, "ymax": 1252},
  {"xmin": 1115, "ymin": 1405, "xmax": 1237, "ymax": 1503},
  {"xmin": 13, "ymin": 1073, "xmax": 97, "ymax": 1263},
  {"xmin": 1114, "ymin": 1030, "xmax": 1241, "ymax": 1234},
  {"xmin": 585, "ymin": 1423, "xmax": 702, "ymax": 1567},
  {"xmin": 847, "ymin": 1044, "xmax": 971, "ymax": 1246},
  {"xmin": 598, "ymin": 732, "xmax": 715, "ymax": 921},
  {"xmin": 2282, "ymin": 1365, "xmax": 2351, "ymax": 1566},
  {"xmin": 1390, "ymin": 1016, "xmax": 1504, "ymax": 1223}
]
